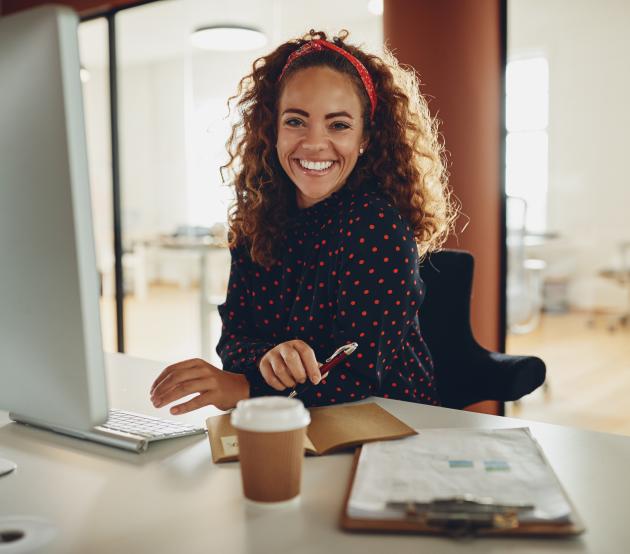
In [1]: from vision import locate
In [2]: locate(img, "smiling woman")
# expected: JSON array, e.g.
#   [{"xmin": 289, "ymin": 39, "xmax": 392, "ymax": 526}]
[{"xmin": 150, "ymin": 29, "xmax": 456, "ymax": 415}]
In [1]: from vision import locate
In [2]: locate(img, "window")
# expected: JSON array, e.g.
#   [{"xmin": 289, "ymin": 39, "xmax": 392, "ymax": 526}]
[{"xmin": 505, "ymin": 57, "xmax": 549, "ymax": 232}]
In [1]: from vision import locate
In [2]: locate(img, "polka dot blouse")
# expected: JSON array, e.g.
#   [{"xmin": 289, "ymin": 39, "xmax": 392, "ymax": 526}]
[{"xmin": 216, "ymin": 180, "xmax": 439, "ymax": 407}]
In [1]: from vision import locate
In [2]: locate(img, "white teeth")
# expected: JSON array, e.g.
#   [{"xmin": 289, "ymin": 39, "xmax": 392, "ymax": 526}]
[{"xmin": 299, "ymin": 159, "xmax": 334, "ymax": 171}]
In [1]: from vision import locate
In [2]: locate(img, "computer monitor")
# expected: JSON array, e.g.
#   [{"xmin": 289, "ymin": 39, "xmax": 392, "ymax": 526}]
[{"xmin": 0, "ymin": 5, "xmax": 109, "ymax": 430}]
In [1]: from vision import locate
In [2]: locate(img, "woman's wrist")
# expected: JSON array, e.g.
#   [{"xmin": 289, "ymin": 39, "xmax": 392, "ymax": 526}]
[
  {"xmin": 228, "ymin": 372, "xmax": 250, "ymax": 408},
  {"xmin": 215, "ymin": 371, "xmax": 250, "ymax": 411},
  {"xmin": 238, "ymin": 373, "xmax": 251, "ymax": 402}
]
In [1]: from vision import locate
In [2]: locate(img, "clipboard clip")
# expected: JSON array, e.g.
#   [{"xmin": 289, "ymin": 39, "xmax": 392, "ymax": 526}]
[{"xmin": 386, "ymin": 494, "xmax": 535, "ymax": 537}]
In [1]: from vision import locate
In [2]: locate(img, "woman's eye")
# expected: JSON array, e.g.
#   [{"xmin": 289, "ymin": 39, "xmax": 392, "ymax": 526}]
[{"xmin": 283, "ymin": 119, "xmax": 350, "ymax": 130}]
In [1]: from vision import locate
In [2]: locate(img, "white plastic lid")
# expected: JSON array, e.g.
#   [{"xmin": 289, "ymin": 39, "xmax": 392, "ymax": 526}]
[{"xmin": 231, "ymin": 397, "xmax": 311, "ymax": 432}]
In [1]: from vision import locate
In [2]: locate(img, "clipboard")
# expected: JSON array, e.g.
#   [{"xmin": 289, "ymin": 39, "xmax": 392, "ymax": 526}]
[{"xmin": 340, "ymin": 429, "xmax": 585, "ymax": 538}]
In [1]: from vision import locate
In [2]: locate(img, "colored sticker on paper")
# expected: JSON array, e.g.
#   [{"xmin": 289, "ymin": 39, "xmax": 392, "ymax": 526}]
[
  {"xmin": 484, "ymin": 460, "xmax": 510, "ymax": 471},
  {"xmin": 448, "ymin": 459, "xmax": 474, "ymax": 468}
]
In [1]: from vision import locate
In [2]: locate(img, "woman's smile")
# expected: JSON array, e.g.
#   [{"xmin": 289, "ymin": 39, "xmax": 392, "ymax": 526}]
[{"xmin": 291, "ymin": 158, "xmax": 339, "ymax": 177}]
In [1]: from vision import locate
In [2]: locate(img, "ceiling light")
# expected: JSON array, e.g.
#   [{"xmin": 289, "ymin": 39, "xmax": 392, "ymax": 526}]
[
  {"xmin": 367, "ymin": 0, "xmax": 383, "ymax": 16},
  {"xmin": 190, "ymin": 25, "xmax": 267, "ymax": 52}
]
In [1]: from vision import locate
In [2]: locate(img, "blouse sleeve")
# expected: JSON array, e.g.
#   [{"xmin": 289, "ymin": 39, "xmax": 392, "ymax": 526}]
[
  {"xmin": 301, "ymin": 204, "xmax": 425, "ymax": 407},
  {"xmin": 216, "ymin": 247, "xmax": 280, "ymax": 397}
]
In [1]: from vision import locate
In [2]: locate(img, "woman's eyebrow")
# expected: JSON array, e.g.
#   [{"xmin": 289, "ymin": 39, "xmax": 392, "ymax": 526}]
[
  {"xmin": 325, "ymin": 111, "xmax": 354, "ymax": 120},
  {"xmin": 282, "ymin": 108, "xmax": 354, "ymax": 120}
]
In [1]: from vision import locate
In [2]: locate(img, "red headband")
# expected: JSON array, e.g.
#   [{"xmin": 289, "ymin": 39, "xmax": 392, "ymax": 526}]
[{"xmin": 277, "ymin": 39, "xmax": 377, "ymax": 120}]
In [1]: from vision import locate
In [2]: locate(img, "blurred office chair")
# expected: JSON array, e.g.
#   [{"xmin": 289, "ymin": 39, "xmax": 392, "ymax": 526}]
[
  {"xmin": 506, "ymin": 196, "xmax": 546, "ymax": 334},
  {"xmin": 419, "ymin": 249, "xmax": 546, "ymax": 410}
]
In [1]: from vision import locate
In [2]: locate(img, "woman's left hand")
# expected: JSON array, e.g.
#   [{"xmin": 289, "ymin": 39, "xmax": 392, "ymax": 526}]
[{"xmin": 149, "ymin": 358, "xmax": 250, "ymax": 413}]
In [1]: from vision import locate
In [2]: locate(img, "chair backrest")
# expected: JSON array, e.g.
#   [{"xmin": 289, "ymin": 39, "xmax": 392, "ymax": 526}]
[
  {"xmin": 418, "ymin": 251, "xmax": 478, "ymax": 405},
  {"xmin": 419, "ymin": 249, "xmax": 478, "ymax": 349},
  {"xmin": 418, "ymin": 249, "xmax": 546, "ymax": 408}
]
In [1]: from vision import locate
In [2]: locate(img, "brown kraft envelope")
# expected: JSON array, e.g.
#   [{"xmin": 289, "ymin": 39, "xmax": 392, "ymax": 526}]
[{"xmin": 206, "ymin": 402, "xmax": 417, "ymax": 464}]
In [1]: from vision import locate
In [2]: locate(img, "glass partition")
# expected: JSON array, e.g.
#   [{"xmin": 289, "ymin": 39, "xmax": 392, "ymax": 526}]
[{"xmin": 78, "ymin": 17, "xmax": 115, "ymax": 352}]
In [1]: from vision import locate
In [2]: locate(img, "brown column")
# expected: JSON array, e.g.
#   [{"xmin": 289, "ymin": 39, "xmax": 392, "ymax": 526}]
[{"xmin": 384, "ymin": 0, "xmax": 505, "ymax": 414}]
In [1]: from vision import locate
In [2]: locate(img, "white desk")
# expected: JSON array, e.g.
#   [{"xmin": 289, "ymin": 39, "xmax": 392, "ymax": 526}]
[{"xmin": 1, "ymin": 353, "xmax": 629, "ymax": 553}]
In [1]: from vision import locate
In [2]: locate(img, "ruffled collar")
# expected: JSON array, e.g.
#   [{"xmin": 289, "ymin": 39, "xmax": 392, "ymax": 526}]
[{"xmin": 285, "ymin": 180, "xmax": 377, "ymax": 235}]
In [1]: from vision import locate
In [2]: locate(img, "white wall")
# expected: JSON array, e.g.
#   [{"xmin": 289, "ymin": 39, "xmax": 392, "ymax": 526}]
[
  {"xmin": 509, "ymin": 0, "xmax": 630, "ymax": 310},
  {"xmin": 119, "ymin": 60, "xmax": 189, "ymax": 236}
]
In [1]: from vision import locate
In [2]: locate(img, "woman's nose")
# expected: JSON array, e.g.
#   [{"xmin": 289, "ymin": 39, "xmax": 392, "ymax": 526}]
[{"xmin": 302, "ymin": 126, "xmax": 327, "ymax": 151}]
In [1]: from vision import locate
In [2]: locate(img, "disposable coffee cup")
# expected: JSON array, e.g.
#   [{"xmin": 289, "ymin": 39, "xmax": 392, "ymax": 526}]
[{"xmin": 231, "ymin": 397, "xmax": 310, "ymax": 504}]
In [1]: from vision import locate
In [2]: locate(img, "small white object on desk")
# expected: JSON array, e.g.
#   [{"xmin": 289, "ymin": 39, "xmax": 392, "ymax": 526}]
[
  {"xmin": 0, "ymin": 458, "xmax": 17, "ymax": 478},
  {"xmin": 0, "ymin": 516, "xmax": 56, "ymax": 553}
]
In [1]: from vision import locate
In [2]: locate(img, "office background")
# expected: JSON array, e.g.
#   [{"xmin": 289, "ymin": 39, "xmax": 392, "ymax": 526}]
[{"xmin": 2, "ymin": 0, "xmax": 629, "ymax": 432}]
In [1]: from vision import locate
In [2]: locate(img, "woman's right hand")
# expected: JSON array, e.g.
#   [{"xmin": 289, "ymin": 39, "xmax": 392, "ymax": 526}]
[
  {"xmin": 259, "ymin": 340, "xmax": 322, "ymax": 390},
  {"xmin": 150, "ymin": 358, "xmax": 250, "ymax": 413}
]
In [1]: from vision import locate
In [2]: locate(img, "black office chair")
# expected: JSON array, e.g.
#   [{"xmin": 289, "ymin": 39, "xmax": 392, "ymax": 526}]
[{"xmin": 418, "ymin": 249, "xmax": 546, "ymax": 410}]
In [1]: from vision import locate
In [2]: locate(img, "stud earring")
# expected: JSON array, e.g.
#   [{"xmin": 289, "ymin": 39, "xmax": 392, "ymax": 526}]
[{"xmin": 359, "ymin": 147, "xmax": 364, "ymax": 155}]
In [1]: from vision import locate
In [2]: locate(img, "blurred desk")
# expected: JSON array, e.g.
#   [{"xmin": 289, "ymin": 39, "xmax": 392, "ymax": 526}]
[
  {"xmin": 598, "ymin": 240, "xmax": 630, "ymax": 329},
  {"xmin": 523, "ymin": 230, "xmax": 560, "ymax": 248},
  {"xmin": 146, "ymin": 235, "xmax": 229, "ymax": 359}
]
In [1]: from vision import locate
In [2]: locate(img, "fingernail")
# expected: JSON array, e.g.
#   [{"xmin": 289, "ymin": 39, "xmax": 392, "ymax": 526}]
[{"xmin": 170, "ymin": 407, "xmax": 179, "ymax": 414}]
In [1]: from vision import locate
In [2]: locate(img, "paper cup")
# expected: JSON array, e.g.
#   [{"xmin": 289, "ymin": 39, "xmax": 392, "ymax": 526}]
[{"xmin": 231, "ymin": 397, "xmax": 310, "ymax": 503}]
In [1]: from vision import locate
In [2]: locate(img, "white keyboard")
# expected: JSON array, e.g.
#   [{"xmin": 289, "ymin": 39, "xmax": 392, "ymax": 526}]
[
  {"xmin": 98, "ymin": 409, "xmax": 203, "ymax": 439},
  {"xmin": 90, "ymin": 409, "xmax": 206, "ymax": 452},
  {"xmin": 11, "ymin": 409, "xmax": 207, "ymax": 453}
]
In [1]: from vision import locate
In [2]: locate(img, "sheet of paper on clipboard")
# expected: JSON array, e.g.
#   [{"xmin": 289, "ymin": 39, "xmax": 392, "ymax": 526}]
[{"xmin": 347, "ymin": 427, "xmax": 573, "ymax": 524}]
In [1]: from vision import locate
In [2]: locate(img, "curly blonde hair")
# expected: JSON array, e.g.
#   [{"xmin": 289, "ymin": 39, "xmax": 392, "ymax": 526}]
[{"xmin": 221, "ymin": 29, "xmax": 455, "ymax": 268}]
